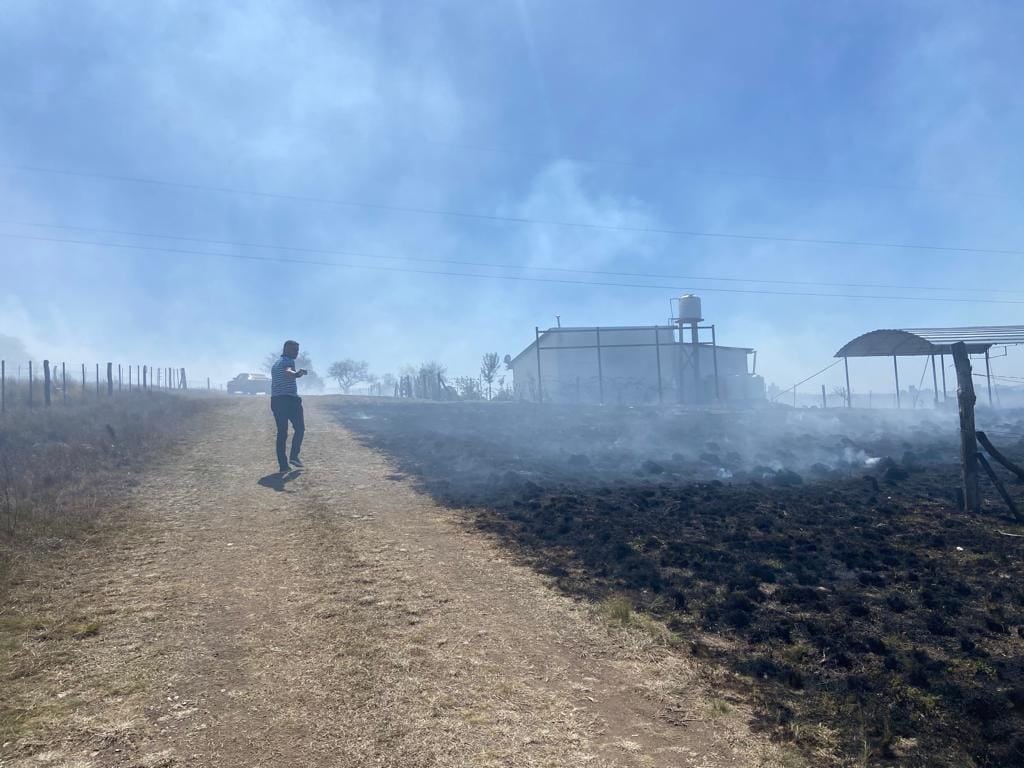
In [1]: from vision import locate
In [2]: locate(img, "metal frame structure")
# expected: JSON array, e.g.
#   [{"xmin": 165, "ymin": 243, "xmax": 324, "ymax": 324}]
[{"xmin": 834, "ymin": 326, "xmax": 1024, "ymax": 408}]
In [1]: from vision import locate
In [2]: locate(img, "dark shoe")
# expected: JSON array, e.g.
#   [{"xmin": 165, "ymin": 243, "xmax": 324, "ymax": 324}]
[
  {"xmin": 278, "ymin": 465, "xmax": 290, "ymax": 474},
  {"xmin": 290, "ymin": 457, "xmax": 304, "ymax": 468}
]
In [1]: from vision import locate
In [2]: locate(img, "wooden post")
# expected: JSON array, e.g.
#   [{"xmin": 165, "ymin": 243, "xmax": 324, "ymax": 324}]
[
  {"xmin": 180, "ymin": 368, "xmax": 187, "ymax": 390},
  {"xmin": 28, "ymin": 361, "xmax": 33, "ymax": 406},
  {"xmin": 821, "ymin": 384, "xmax": 827, "ymax": 409},
  {"xmin": 143, "ymin": 365, "xmax": 148, "ymax": 390},
  {"xmin": 977, "ymin": 453, "xmax": 1020, "ymax": 520},
  {"xmin": 207, "ymin": 376, "xmax": 211, "ymax": 391},
  {"xmin": 95, "ymin": 364, "xmax": 99, "ymax": 396},
  {"xmin": 952, "ymin": 342, "xmax": 979, "ymax": 512},
  {"xmin": 81, "ymin": 363, "xmax": 86, "ymax": 395},
  {"xmin": 984, "ymin": 350, "xmax": 993, "ymax": 408},
  {"xmin": 893, "ymin": 355, "xmax": 901, "ymax": 409},
  {"xmin": 1, "ymin": 360, "xmax": 5, "ymax": 414},
  {"xmin": 931, "ymin": 354, "xmax": 939, "ymax": 407},
  {"xmin": 844, "ymin": 356, "xmax": 852, "ymax": 408},
  {"xmin": 977, "ymin": 431, "xmax": 1024, "ymax": 482},
  {"xmin": 128, "ymin": 365, "xmax": 132, "ymax": 392},
  {"xmin": 43, "ymin": 360, "xmax": 51, "ymax": 407},
  {"xmin": 118, "ymin": 364, "xmax": 122, "ymax": 392},
  {"xmin": 940, "ymin": 353, "xmax": 947, "ymax": 401},
  {"xmin": 62, "ymin": 362, "xmax": 67, "ymax": 405},
  {"xmin": 106, "ymin": 363, "xmax": 113, "ymax": 395}
]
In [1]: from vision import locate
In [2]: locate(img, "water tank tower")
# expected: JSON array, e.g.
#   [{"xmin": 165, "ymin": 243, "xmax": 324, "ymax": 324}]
[{"xmin": 676, "ymin": 294, "xmax": 704, "ymax": 403}]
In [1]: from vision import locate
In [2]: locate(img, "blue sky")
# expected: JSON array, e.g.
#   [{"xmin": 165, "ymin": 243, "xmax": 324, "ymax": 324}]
[{"xmin": 2, "ymin": 0, "xmax": 1023, "ymax": 394}]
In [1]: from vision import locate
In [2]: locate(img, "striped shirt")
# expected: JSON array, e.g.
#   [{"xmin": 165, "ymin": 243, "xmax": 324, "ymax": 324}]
[{"xmin": 271, "ymin": 355, "xmax": 299, "ymax": 397}]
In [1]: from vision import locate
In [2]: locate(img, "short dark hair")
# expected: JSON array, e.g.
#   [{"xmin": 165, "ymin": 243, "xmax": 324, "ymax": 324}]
[{"xmin": 282, "ymin": 339, "xmax": 299, "ymax": 354}]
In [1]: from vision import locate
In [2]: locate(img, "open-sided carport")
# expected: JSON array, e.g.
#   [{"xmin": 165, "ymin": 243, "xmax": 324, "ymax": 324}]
[{"xmin": 834, "ymin": 326, "xmax": 1024, "ymax": 408}]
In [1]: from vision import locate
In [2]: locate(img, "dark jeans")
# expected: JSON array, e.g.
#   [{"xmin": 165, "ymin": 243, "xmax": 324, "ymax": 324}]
[{"xmin": 271, "ymin": 395, "xmax": 304, "ymax": 470}]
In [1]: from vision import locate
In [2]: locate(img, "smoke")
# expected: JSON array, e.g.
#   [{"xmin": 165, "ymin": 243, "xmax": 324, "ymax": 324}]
[
  {"xmin": 0, "ymin": 334, "xmax": 31, "ymax": 362},
  {"xmin": 330, "ymin": 399, "xmax": 1012, "ymax": 510}
]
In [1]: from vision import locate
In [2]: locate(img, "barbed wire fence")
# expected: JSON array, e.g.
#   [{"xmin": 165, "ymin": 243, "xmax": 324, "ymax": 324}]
[{"xmin": 0, "ymin": 360, "xmax": 201, "ymax": 414}]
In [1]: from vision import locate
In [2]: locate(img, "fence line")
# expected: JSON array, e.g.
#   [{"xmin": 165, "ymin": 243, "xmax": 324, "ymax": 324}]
[{"xmin": 0, "ymin": 360, "xmax": 197, "ymax": 413}]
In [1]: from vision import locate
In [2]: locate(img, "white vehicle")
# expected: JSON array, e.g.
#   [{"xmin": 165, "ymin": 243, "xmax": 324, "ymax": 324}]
[{"xmin": 226, "ymin": 373, "xmax": 271, "ymax": 395}]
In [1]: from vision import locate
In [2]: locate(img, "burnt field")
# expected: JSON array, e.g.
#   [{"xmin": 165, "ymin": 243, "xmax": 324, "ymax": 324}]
[{"xmin": 331, "ymin": 399, "xmax": 1024, "ymax": 767}]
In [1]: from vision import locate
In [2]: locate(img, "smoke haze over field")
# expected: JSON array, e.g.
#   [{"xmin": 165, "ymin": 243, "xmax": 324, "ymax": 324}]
[
  {"xmin": 332, "ymin": 399, "xmax": 992, "ymax": 501},
  {"xmin": 3, "ymin": 1, "xmax": 1024, "ymax": 391}
]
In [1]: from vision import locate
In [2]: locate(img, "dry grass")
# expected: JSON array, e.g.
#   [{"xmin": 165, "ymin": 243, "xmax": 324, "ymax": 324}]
[
  {"xmin": 0, "ymin": 391, "xmax": 212, "ymax": 572},
  {"xmin": 0, "ymin": 391, "xmax": 212, "ymax": 757}
]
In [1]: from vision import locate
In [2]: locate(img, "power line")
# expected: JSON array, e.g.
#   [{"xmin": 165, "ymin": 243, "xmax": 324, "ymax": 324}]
[
  {"xmin": 3, "ymin": 218, "xmax": 1022, "ymax": 296},
  {"xmin": 4, "ymin": 162, "xmax": 1024, "ymax": 257},
  {"xmin": 6, "ymin": 230, "xmax": 1024, "ymax": 306},
  {"xmin": 375, "ymin": 131, "xmax": 1021, "ymax": 204},
  {"xmin": 771, "ymin": 359, "xmax": 844, "ymax": 401}
]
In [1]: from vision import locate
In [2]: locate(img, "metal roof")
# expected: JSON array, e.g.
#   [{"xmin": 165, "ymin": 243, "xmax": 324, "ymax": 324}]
[{"xmin": 835, "ymin": 326, "xmax": 1024, "ymax": 358}]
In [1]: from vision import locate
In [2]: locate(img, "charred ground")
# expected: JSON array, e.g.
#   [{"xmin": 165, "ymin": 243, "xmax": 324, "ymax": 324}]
[{"xmin": 333, "ymin": 399, "xmax": 1024, "ymax": 767}]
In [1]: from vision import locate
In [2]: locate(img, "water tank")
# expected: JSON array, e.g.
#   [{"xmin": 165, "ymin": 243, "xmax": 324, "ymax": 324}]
[{"xmin": 678, "ymin": 294, "xmax": 703, "ymax": 323}]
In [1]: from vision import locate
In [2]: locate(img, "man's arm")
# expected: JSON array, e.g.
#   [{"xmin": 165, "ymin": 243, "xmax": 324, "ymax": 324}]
[{"xmin": 284, "ymin": 366, "xmax": 308, "ymax": 379}]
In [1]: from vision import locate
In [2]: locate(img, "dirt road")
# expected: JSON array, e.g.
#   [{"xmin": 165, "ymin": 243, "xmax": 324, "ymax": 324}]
[{"xmin": 2, "ymin": 399, "xmax": 796, "ymax": 767}]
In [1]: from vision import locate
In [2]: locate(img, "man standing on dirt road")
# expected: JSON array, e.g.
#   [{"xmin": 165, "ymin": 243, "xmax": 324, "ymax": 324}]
[{"xmin": 270, "ymin": 340, "xmax": 308, "ymax": 473}]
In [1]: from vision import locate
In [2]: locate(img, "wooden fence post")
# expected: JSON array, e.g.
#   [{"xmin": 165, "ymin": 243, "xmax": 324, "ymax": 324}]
[
  {"xmin": 81, "ymin": 363, "xmax": 86, "ymax": 395},
  {"xmin": 143, "ymin": 365, "xmax": 148, "ymax": 391},
  {"xmin": 43, "ymin": 360, "xmax": 51, "ymax": 407},
  {"xmin": 952, "ymin": 342, "xmax": 979, "ymax": 512},
  {"xmin": 62, "ymin": 362, "xmax": 67, "ymax": 405},
  {"xmin": 180, "ymin": 368, "xmax": 187, "ymax": 390},
  {"xmin": 107, "ymin": 363, "xmax": 113, "ymax": 396},
  {"xmin": 118, "ymin": 364, "xmax": 122, "ymax": 392},
  {"xmin": 28, "ymin": 361, "xmax": 34, "ymax": 406},
  {"xmin": 95, "ymin": 364, "xmax": 99, "ymax": 396},
  {"xmin": 821, "ymin": 384, "xmax": 827, "ymax": 409}
]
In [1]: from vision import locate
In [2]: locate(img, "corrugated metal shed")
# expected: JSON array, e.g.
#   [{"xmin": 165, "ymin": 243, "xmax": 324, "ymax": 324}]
[{"xmin": 835, "ymin": 326, "xmax": 1024, "ymax": 358}]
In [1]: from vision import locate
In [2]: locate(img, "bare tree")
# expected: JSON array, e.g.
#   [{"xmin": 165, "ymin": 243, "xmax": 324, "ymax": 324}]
[
  {"xmin": 328, "ymin": 359, "xmax": 369, "ymax": 393},
  {"xmin": 417, "ymin": 361, "xmax": 447, "ymax": 399},
  {"xmin": 480, "ymin": 352, "xmax": 500, "ymax": 400},
  {"xmin": 454, "ymin": 376, "xmax": 483, "ymax": 400}
]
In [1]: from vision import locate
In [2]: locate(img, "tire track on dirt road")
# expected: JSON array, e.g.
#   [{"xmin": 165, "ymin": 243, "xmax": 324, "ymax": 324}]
[{"xmin": 3, "ymin": 399, "xmax": 798, "ymax": 767}]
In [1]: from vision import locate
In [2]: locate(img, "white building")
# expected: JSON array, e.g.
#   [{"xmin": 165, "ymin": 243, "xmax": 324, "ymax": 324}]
[{"xmin": 506, "ymin": 296, "xmax": 764, "ymax": 405}]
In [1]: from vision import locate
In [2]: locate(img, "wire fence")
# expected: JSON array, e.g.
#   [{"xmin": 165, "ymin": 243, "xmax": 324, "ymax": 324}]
[{"xmin": 0, "ymin": 360, "xmax": 195, "ymax": 413}]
